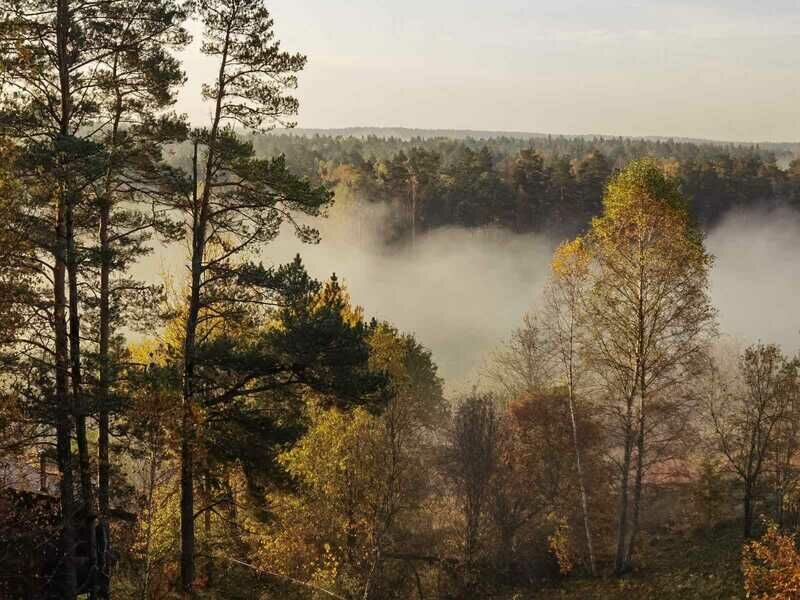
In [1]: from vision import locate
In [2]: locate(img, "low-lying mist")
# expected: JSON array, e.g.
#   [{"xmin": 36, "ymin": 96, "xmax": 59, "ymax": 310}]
[
  {"xmin": 267, "ymin": 202, "xmax": 800, "ymax": 391},
  {"xmin": 705, "ymin": 206, "xmax": 800, "ymax": 354},
  {"xmin": 136, "ymin": 202, "xmax": 800, "ymax": 392},
  {"xmin": 264, "ymin": 203, "xmax": 557, "ymax": 392}
]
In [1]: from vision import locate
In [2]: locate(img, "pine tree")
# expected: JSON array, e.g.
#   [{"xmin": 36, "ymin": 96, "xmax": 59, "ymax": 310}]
[
  {"xmin": 87, "ymin": 0, "xmax": 188, "ymax": 523},
  {"xmin": 1, "ymin": 3, "xmax": 111, "ymax": 594},
  {"xmin": 160, "ymin": 1, "xmax": 332, "ymax": 591}
]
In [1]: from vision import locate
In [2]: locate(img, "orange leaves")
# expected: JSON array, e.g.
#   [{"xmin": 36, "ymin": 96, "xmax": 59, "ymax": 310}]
[
  {"xmin": 547, "ymin": 514, "xmax": 575, "ymax": 576},
  {"xmin": 742, "ymin": 523, "xmax": 800, "ymax": 600}
]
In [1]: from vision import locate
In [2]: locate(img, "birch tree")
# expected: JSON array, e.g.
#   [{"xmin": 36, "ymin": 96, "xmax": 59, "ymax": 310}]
[
  {"xmin": 543, "ymin": 238, "xmax": 596, "ymax": 575},
  {"xmin": 579, "ymin": 159, "xmax": 716, "ymax": 574}
]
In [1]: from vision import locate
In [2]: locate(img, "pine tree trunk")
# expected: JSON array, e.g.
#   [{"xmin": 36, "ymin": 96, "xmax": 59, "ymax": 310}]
[
  {"xmin": 97, "ymin": 202, "xmax": 111, "ymax": 519},
  {"xmin": 181, "ymin": 278, "xmax": 199, "ymax": 596},
  {"xmin": 55, "ymin": 185, "xmax": 78, "ymax": 600},
  {"xmin": 66, "ymin": 199, "xmax": 93, "ymax": 509},
  {"xmin": 97, "ymin": 200, "xmax": 111, "ymax": 600},
  {"xmin": 97, "ymin": 95, "xmax": 120, "ymax": 521},
  {"xmin": 67, "ymin": 190, "xmax": 99, "ymax": 598},
  {"xmin": 55, "ymin": 1, "xmax": 78, "ymax": 595},
  {"xmin": 96, "ymin": 85, "xmax": 121, "ymax": 596},
  {"xmin": 180, "ymin": 27, "xmax": 230, "ymax": 591},
  {"xmin": 181, "ymin": 140, "xmax": 205, "ymax": 597},
  {"xmin": 180, "ymin": 403, "xmax": 195, "ymax": 596},
  {"xmin": 55, "ymin": 418, "xmax": 78, "ymax": 600}
]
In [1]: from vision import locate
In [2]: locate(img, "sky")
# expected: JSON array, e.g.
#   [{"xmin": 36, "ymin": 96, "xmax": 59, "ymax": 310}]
[{"xmin": 175, "ymin": 0, "xmax": 800, "ymax": 142}]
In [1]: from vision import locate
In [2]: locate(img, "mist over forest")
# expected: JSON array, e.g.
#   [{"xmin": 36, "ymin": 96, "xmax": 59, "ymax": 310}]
[
  {"xmin": 262, "ymin": 189, "xmax": 800, "ymax": 389},
  {"xmin": 245, "ymin": 132, "xmax": 800, "ymax": 388},
  {"xmin": 5, "ymin": 2, "xmax": 800, "ymax": 599},
  {"xmin": 133, "ymin": 131, "xmax": 800, "ymax": 390}
]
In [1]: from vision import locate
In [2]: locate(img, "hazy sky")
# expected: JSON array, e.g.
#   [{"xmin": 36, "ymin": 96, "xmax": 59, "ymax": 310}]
[{"xmin": 175, "ymin": 0, "xmax": 800, "ymax": 142}]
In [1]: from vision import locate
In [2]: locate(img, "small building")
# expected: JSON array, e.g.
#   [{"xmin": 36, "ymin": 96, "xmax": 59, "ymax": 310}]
[{"xmin": 0, "ymin": 458, "xmax": 134, "ymax": 599}]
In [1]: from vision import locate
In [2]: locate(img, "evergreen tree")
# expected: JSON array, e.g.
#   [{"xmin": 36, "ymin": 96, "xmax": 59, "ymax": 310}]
[
  {"xmin": 1, "ymin": 3, "xmax": 118, "ymax": 594},
  {"xmin": 86, "ymin": 0, "xmax": 189, "ymax": 523},
  {"xmin": 511, "ymin": 148, "xmax": 549, "ymax": 232},
  {"xmin": 160, "ymin": 0, "xmax": 333, "ymax": 591}
]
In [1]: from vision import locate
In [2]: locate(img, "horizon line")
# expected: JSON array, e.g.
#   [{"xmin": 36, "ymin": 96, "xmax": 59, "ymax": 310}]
[{"xmin": 266, "ymin": 125, "xmax": 800, "ymax": 147}]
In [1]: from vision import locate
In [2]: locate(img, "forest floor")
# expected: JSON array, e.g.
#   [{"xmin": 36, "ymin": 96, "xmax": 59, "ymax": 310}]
[{"xmin": 508, "ymin": 520, "xmax": 744, "ymax": 599}]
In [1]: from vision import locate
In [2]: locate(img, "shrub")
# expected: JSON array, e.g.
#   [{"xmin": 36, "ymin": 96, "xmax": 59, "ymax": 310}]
[{"xmin": 742, "ymin": 522, "xmax": 800, "ymax": 599}]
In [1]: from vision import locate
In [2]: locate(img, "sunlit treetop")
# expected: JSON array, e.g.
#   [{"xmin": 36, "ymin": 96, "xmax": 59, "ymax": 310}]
[{"xmin": 601, "ymin": 158, "xmax": 686, "ymax": 216}]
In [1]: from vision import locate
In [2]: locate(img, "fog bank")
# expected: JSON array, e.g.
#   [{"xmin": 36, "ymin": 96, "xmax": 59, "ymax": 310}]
[
  {"xmin": 266, "ymin": 202, "xmax": 800, "ymax": 390},
  {"xmin": 135, "ymin": 202, "xmax": 800, "ymax": 391},
  {"xmin": 706, "ymin": 206, "xmax": 800, "ymax": 355},
  {"xmin": 264, "ymin": 204, "xmax": 557, "ymax": 391}
]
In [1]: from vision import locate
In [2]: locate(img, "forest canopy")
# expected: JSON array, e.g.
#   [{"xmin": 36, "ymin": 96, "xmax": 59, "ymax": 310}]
[
  {"xmin": 247, "ymin": 130, "xmax": 800, "ymax": 243},
  {"xmin": 1, "ymin": 2, "xmax": 800, "ymax": 600}
]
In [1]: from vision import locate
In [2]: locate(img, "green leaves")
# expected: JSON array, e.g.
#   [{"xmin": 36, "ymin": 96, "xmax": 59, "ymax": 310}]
[{"xmin": 198, "ymin": 0, "xmax": 306, "ymax": 132}]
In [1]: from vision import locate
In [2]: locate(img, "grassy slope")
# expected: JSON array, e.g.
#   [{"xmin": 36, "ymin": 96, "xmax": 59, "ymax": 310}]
[{"xmin": 509, "ymin": 521, "xmax": 744, "ymax": 599}]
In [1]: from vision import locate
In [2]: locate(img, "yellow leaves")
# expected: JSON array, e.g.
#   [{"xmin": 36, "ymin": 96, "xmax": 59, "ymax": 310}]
[
  {"xmin": 157, "ymin": 280, "xmax": 190, "ymax": 352},
  {"xmin": 548, "ymin": 158, "xmax": 709, "ymax": 332},
  {"xmin": 547, "ymin": 513, "xmax": 575, "ymax": 576},
  {"xmin": 661, "ymin": 158, "xmax": 681, "ymax": 178},
  {"xmin": 367, "ymin": 322, "xmax": 409, "ymax": 383},
  {"xmin": 312, "ymin": 278, "xmax": 364, "ymax": 326},
  {"xmin": 265, "ymin": 406, "xmax": 391, "ymax": 595},
  {"xmin": 602, "ymin": 158, "xmax": 685, "ymax": 217},
  {"xmin": 742, "ymin": 523, "xmax": 800, "ymax": 600},
  {"xmin": 590, "ymin": 159, "xmax": 702, "ymax": 265},
  {"xmin": 128, "ymin": 338, "xmax": 162, "ymax": 366},
  {"xmin": 247, "ymin": 490, "xmax": 345, "ymax": 589},
  {"xmin": 576, "ymin": 158, "xmax": 711, "ymax": 300},
  {"xmin": 551, "ymin": 237, "xmax": 590, "ymax": 280},
  {"xmin": 268, "ymin": 334, "xmax": 440, "ymax": 594},
  {"xmin": 366, "ymin": 321, "xmax": 447, "ymax": 428},
  {"xmin": 279, "ymin": 406, "xmax": 380, "ymax": 498}
]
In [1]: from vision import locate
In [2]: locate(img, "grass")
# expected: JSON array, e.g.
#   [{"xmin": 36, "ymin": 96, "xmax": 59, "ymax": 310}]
[{"xmin": 504, "ymin": 521, "xmax": 745, "ymax": 599}]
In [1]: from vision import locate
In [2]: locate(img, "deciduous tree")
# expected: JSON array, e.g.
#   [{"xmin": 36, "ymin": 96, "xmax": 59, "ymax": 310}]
[
  {"xmin": 544, "ymin": 238, "xmax": 597, "ymax": 575},
  {"xmin": 444, "ymin": 393, "xmax": 499, "ymax": 592},
  {"xmin": 578, "ymin": 159, "xmax": 716, "ymax": 573},
  {"xmin": 706, "ymin": 344, "xmax": 797, "ymax": 537}
]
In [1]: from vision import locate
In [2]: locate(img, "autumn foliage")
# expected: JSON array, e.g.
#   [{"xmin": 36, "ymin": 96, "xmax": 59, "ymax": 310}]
[{"xmin": 742, "ymin": 523, "xmax": 800, "ymax": 600}]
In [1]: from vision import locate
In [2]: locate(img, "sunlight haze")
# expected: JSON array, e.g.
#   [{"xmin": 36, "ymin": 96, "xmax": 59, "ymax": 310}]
[{"xmin": 176, "ymin": 0, "xmax": 800, "ymax": 141}]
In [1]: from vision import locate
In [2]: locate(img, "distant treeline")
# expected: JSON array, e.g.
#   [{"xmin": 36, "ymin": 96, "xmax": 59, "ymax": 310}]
[{"xmin": 246, "ymin": 132, "xmax": 800, "ymax": 240}]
